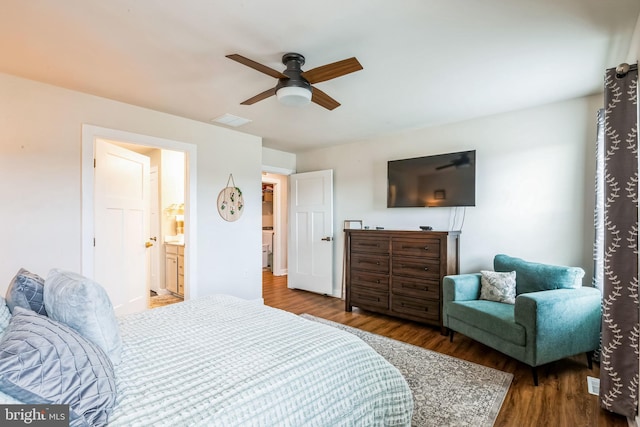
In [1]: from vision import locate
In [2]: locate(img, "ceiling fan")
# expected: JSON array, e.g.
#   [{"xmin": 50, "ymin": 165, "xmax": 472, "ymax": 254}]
[
  {"xmin": 226, "ymin": 53, "xmax": 363, "ymax": 110},
  {"xmin": 436, "ymin": 153, "xmax": 472, "ymax": 170}
]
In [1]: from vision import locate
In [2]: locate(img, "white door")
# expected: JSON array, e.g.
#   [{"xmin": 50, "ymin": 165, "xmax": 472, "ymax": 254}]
[
  {"xmin": 94, "ymin": 140, "xmax": 150, "ymax": 315},
  {"xmin": 288, "ymin": 170, "xmax": 334, "ymax": 294}
]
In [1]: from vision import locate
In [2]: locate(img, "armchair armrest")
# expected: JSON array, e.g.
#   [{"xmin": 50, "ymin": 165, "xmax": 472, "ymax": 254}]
[
  {"xmin": 442, "ymin": 274, "xmax": 481, "ymax": 329},
  {"xmin": 443, "ymin": 274, "xmax": 482, "ymax": 303},
  {"xmin": 514, "ymin": 287, "xmax": 602, "ymax": 365}
]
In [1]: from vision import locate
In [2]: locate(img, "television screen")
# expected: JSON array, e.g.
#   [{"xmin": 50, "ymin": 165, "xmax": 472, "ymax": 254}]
[{"xmin": 387, "ymin": 150, "xmax": 476, "ymax": 207}]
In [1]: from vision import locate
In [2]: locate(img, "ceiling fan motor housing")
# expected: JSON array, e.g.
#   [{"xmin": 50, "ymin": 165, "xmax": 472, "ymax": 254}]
[
  {"xmin": 275, "ymin": 53, "xmax": 312, "ymax": 105},
  {"xmin": 276, "ymin": 53, "xmax": 312, "ymax": 92}
]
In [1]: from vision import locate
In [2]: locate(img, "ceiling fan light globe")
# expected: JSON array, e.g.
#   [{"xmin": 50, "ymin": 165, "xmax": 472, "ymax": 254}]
[{"xmin": 276, "ymin": 86, "xmax": 312, "ymax": 107}]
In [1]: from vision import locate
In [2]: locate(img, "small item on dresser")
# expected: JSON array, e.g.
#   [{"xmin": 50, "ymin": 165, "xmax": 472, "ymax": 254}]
[
  {"xmin": 419, "ymin": 226, "xmax": 433, "ymax": 231},
  {"xmin": 375, "ymin": 226, "xmax": 384, "ymax": 230}
]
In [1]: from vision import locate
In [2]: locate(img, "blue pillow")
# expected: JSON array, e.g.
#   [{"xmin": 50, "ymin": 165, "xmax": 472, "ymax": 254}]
[
  {"xmin": 5, "ymin": 268, "xmax": 47, "ymax": 315},
  {"xmin": 0, "ymin": 308, "xmax": 117, "ymax": 426},
  {"xmin": 44, "ymin": 269, "xmax": 122, "ymax": 365}
]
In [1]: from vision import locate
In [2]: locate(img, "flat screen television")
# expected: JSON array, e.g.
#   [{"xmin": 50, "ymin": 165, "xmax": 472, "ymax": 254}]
[{"xmin": 387, "ymin": 150, "xmax": 476, "ymax": 207}]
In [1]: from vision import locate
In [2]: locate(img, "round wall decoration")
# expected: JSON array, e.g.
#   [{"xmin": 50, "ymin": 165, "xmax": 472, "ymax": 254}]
[{"xmin": 217, "ymin": 174, "xmax": 244, "ymax": 222}]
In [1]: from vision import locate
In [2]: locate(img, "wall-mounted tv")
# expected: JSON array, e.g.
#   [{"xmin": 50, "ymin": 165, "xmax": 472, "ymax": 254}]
[{"xmin": 387, "ymin": 150, "xmax": 476, "ymax": 208}]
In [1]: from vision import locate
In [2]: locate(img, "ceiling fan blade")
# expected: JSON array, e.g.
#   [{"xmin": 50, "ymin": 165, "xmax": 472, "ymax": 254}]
[
  {"xmin": 226, "ymin": 54, "xmax": 288, "ymax": 79},
  {"xmin": 240, "ymin": 87, "xmax": 277, "ymax": 105},
  {"xmin": 311, "ymin": 87, "xmax": 340, "ymax": 110},
  {"xmin": 302, "ymin": 57, "xmax": 363, "ymax": 84}
]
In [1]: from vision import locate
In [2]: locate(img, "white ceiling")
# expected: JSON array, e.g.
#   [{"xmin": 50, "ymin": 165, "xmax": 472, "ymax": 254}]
[{"xmin": 1, "ymin": 0, "xmax": 639, "ymax": 153}]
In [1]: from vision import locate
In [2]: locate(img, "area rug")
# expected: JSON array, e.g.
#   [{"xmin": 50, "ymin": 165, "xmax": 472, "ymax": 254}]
[{"xmin": 300, "ymin": 314, "xmax": 513, "ymax": 427}]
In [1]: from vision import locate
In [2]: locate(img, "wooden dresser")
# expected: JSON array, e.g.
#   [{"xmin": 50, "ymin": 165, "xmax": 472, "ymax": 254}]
[{"xmin": 344, "ymin": 229, "xmax": 460, "ymax": 330}]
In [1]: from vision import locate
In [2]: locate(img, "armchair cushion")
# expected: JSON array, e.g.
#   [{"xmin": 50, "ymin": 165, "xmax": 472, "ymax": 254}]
[
  {"xmin": 447, "ymin": 300, "xmax": 525, "ymax": 346},
  {"xmin": 494, "ymin": 254, "xmax": 584, "ymax": 294}
]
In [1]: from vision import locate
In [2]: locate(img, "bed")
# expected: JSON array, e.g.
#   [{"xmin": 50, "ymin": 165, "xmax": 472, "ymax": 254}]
[{"xmin": 0, "ymin": 269, "xmax": 413, "ymax": 426}]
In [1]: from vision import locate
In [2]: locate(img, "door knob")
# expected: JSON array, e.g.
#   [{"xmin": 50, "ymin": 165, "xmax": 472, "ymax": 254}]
[
  {"xmin": 321, "ymin": 237, "xmax": 333, "ymax": 241},
  {"xmin": 145, "ymin": 242, "xmax": 154, "ymax": 248}
]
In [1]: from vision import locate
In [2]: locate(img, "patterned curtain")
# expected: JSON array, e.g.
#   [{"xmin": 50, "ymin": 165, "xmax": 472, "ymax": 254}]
[
  {"xmin": 599, "ymin": 63, "xmax": 639, "ymax": 418},
  {"xmin": 592, "ymin": 109, "xmax": 605, "ymax": 364},
  {"xmin": 594, "ymin": 108, "xmax": 605, "ymax": 292}
]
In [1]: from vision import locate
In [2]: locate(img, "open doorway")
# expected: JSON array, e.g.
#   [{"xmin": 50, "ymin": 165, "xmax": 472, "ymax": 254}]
[
  {"xmin": 81, "ymin": 125, "xmax": 197, "ymax": 315},
  {"xmin": 261, "ymin": 173, "xmax": 288, "ymax": 287},
  {"xmin": 108, "ymin": 143, "xmax": 187, "ymax": 309}
]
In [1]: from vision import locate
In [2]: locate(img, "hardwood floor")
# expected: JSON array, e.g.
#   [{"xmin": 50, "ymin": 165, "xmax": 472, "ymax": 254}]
[{"xmin": 262, "ymin": 271, "xmax": 628, "ymax": 427}]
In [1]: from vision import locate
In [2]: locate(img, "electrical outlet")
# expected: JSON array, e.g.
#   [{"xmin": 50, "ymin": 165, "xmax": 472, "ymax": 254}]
[{"xmin": 587, "ymin": 376, "xmax": 600, "ymax": 395}]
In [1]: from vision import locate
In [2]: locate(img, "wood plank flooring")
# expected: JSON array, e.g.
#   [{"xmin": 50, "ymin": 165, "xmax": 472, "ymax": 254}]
[
  {"xmin": 148, "ymin": 293, "xmax": 183, "ymax": 309},
  {"xmin": 263, "ymin": 271, "xmax": 628, "ymax": 427}
]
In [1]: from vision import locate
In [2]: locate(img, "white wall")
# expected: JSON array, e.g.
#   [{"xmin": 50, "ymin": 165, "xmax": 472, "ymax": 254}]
[
  {"xmin": 0, "ymin": 72, "xmax": 263, "ymax": 301},
  {"xmin": 262, "ymin": 147, "xmax": 296, "ymax": 173},
  {"xmin": 297, "ymin": 95, "xmax": 602, "ymax": 297}
]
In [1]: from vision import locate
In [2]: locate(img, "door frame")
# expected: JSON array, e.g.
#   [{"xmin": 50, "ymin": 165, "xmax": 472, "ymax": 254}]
[{"xmin": 81, "ymin": 124, "xmax": 199, "ymax": 300}]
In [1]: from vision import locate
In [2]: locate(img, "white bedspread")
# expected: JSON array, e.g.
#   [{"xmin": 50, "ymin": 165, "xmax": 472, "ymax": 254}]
[{"xmin": 107, "ymin": 295, "xmax": 413, "ymax": 426}]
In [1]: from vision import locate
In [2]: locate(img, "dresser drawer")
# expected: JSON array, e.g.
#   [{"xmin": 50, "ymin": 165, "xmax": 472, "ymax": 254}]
[
  {"xmin": 391, "ymin": 295, "xmax": 439, "ymax": 322},
  {"xmin": 351, "ymin": 271, "xmax": 389, "ymax": 292},
  {"xmin": 350, "ymin": 236, "xmax": 390, "ymax": 254},
  {"xmin": 392, "ymin": 238, "xmax": 440, "ymax": 259},
  {"xmin": 351, "ymin": 286, "xmax": 389, "ymax": 310},
  {"xmin": 392, "ymin": 276, "xmax": 439, "ymax": 300},
  {"xmin": 351, "ymin": 253, "xmax": 390, "ymax": 274},
  {"xmin": 392, "ymin": 257, "xmax": 440, "ymax": 279}
]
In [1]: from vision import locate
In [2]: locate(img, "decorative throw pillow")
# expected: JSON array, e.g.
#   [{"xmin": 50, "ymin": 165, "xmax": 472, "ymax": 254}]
[
  {"xmin": 5, "ymin": 268, "xmax": 47, "ymax": 315},
  {"xmin": 480, "ymin": 270, "xmax": 516, "ymax": 304},
  {"xmin": 44, "ymin": 269, "xmax": 122, "ymax": 365},
  {"xmin": 0, "ymin": 308, "xmax": 116, "ymax": 426}
]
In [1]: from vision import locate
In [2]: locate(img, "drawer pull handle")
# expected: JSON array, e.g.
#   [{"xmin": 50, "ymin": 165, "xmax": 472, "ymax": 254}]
[
  {"xmin": 401, "ymin": 302, "xmax": 428, "ymax": 311},
  {"xmin": 424, "ymin": 267, "xmax": 429, "ymax": 271},
  {"xmin": 424, "ymin": 246, "xmax": 429, "ymax": 250},
  {"xmin": 376, "ymin": 280, "xmax": 381, "ymax": 284},
  {"xmin": 376, "ymin": 261, "xmax": 381, "ymax": 265},
  {"xmin": 402, "ymin": 284, "xmax": 429, "ymax": 291}
]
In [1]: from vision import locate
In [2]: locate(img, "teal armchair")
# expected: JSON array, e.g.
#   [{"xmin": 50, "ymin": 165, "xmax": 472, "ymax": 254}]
[{"xmin": 443, "ymin": 254, "xmax": 601, "ymax": 385}]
